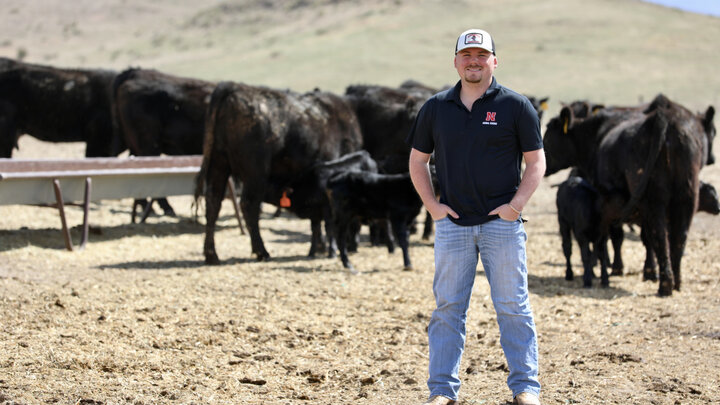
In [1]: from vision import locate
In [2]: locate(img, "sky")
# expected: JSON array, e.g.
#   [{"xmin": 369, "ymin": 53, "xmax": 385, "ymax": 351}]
[{"xmin": 641, "ymin": 0, "xmax": 720, "ymax": 17}]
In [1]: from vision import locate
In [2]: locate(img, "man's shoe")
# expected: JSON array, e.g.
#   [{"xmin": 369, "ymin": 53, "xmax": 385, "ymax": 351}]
[
  {"xmin": 423, "ymin": 395, "xmax": 456, "ymax": 405},
  {"xmin": 513, "ymin": 392, "xmax": 541, "ymax": 405}
]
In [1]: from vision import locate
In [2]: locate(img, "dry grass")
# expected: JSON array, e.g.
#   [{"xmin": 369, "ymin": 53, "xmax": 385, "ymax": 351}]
[
  {"xmin": 2, "ymin": 0, "xmax": 720, "ymax": 110},
  {"xmin": 2, "ymin": 1, "xmax": 720, "ymax": 404}
]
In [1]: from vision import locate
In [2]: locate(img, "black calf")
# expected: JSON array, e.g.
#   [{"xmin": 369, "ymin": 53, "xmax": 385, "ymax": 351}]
[{"xmin": 327, "ymin": 171, "xmax": 423, "ymax": 273}]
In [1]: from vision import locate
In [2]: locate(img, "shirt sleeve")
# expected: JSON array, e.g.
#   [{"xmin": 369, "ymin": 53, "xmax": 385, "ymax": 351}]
[
  {"xmin": 405, "ymin": 99, "xmax": 435, "ymax": 154},
  {"xmin": 516, "ymin": 97, "xmax": 544, "ymax": 152}
]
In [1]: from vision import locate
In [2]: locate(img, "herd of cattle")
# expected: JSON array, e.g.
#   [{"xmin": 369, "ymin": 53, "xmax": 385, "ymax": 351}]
[
  {"xmin": 546, "ymin": 97, "xmax": 716, "ymax": 296},
  {"xmin": 1, "ymin": 56, "xmax": 715, "ymax": 295}
]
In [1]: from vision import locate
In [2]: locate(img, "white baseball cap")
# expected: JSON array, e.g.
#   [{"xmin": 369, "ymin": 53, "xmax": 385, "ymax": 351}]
[{"xmin": 455, "ymin": 29, "xmax": 495, "ymax": 55}]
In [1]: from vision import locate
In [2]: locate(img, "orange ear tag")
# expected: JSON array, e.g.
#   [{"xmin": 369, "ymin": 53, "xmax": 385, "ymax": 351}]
[{"xmin": 280, "ymin": 191, "xmax": 291, "ymax": 208}]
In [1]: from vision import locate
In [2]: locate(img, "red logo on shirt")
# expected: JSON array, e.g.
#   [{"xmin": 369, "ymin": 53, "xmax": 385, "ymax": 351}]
[{"xmin": 486, "ymin": 112, "xmax": 497, "ymax": 122}]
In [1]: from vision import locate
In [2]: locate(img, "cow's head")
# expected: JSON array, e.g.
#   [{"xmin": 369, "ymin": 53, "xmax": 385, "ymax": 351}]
[
  {"xmin": 566, "ymin": 100, "xmax": 604, "ymax": 119},
  {"xmin": 699, "ymin": 181, "xmax": 720, "ymax": 215},
  {"xmin": 543, "ymin": 106, "xmax": 578, "ymax": 176},
  {"xmin": 527, "ymin": 96, "xmax": 549, "ymax": 123}
]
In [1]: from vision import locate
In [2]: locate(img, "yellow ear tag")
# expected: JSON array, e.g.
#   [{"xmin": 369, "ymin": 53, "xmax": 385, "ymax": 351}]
[
  {"xmin": 563, "ymin": 118, "xmax": 569, "ymax": 134},
  {"xmin": 280, "ymin": 191, "xmax": 291, "ymax": 208},
  {"xmin": 540, "ymin": 101, "xmax": 548, "ymax": 111}
]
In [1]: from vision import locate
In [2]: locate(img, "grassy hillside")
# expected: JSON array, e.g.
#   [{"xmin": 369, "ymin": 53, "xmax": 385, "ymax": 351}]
[{"xmin": 2, "ymin": 0, "xmax": 719, "ymax": 114}]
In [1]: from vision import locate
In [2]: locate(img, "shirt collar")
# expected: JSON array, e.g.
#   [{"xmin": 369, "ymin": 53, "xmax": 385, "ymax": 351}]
[{"xmin": 443, "ymin": 76, "xmax": 499, "ymax": 106}]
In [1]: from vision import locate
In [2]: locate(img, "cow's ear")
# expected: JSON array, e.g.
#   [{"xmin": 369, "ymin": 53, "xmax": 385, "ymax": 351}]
[
  {"xmin": 704, "ymin": 105, "xmax": 715, "ymax": 126},
  {"xmin": 540, "ymin": 97, "xmax": 549, "ymax": 111},
  {"xmin": 591, "ymin": 104, "xmax": 605, "ymax": 115},
  {"xmin": 560, "ymin": 106, "xmax": 573, "ymax": 134},
  {"xmin": 701, "ymin": 106, "xmax": 716, "ymax": 142}
]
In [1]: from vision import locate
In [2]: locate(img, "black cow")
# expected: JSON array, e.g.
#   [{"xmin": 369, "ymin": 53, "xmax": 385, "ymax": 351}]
[
  {"xmin": 564, "ymin": 98, "xmax": 715, "ymax": 167},
  {"xmin": 112, "ymin": 67, "xmax": 216, "ymax": 221},
  {"xmin": 556, "ymin": 175, "xmax": 719, "ymax": 283},
  {"xmin": 544, "ymin": 94, "xmax": 715, "ymax": 295},
  {"xmin": 698, "ymin": 181, "xmax": 720, "ymax": 214},
  {"xmin": 399, "ymin": 79, "xmax": 447, "ymax": 94},
  {"xmin": 195, "ymin": 82, "xmax": 363, "ymax": 264},
  {"xmin": 0, "ymin": 57, "xmax": 121, "ymax": 158},
  {"xmin": 267, "ymin": 150, "xmax": 378, "ymax": 258},
  {"xmin": 344, "ymin": 84, "xmax": 432, "ymax": 246},
  {"xmin": 527, "ymin": 95, "xmax": 550, "ymax": 124},
  {"xmin": 557, "ymin": 99, "xmax": 719, "ymax": 283},
  {"xmin": 113, "ymin": 68, "xmax": 214, "ymax": 157},
  {"xmin": 556, "ymin": 173, "xmax": 624, "ymax": 283},
  {"xmin": 326, "ymin": 171, "xmax": 423, "ymax": 273},
  {"xmin": 624, "ymin": 181, "xmax": 720, "ymax": 281},
  {"xmin": 344, "ymin": 84, "xmax": 430, "ymax": 174}
]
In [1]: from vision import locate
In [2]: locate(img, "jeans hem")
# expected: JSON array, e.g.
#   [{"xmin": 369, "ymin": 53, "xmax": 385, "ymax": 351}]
[
  {"xmin": 428, "ymin": 391, "xmax": 457, "ymax": 402},
  {"xmin": 512, "ymin": 388, "xmax": 541, "ymax": 398}
]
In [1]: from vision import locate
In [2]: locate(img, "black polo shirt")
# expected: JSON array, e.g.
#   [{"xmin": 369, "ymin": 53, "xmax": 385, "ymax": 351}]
[{"xmin": 406, "ymin": 78, "xmax": 543, "ymax": 226}]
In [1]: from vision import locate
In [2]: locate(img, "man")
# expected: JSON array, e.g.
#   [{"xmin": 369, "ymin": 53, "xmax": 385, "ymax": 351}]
[{"xmin": 407, "ymin": 29, "xmax": 544, "ymax": 405}]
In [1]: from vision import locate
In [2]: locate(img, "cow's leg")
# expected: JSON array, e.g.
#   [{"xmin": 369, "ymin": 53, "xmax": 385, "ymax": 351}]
[
  {"xmin": 203, "ymin": 161, "xmax": 230, "ymax": 265},
  {"xmin": 382, "ymin": 219, "xmax": 395, "ymax": 254},
  {"xmin": 422, "ymin": 209, "xmax": 434, "ymax": 240},
  {"xmin": 335, "ymin": 217, "xmax": 357, "ymax": 274},
  {"xmin": 643, "ymin": 216, "xmax": 672, "ymax": 296},
  {"xmin": 346, "ymin": 219, "xmax": 360, "ymax": 253},
  {"xmin": 240, "ymin": 183, "xmax": 270, "ymax": 261},
  {"xmin": 668, "ymin": 197, "xmax": 694, "ymax": 292},
  {"xmin": 597, "ymin": 233, "xmax": 610, "ymax": 287},
  {"xmin": 594, "ymin": 223, "xmax": 612, "ymax": 288},
  {"xmin": 391, "ymin": 217, "xmax": 413, "ymax": 271},
  {"xmin": 0, "ymin": 103, "xmax": 19, "ymax": 157},
  {"xmin": 369, "ymin": 221, "xmax": 383, "ymax": 246},
  {"xmin": 640, "ymin": 228, "xmax": 658, "ymax": 281},
  {"xmin": 588, "ymin": 232, "xmax": 609, "ymax": 288},
  {"xmin": 578, "ymin": 237, "xmax": 595, "ymax": 286},
  {"xmin": 597, "ymin": 193, "xmax": 627, "ymax": 288},
  {"xmin": 308, "ymin": 218, "xmax": 324, "ymax": 257},
  {"xmin": 323, "ymin": 207, "xmax": 338, "ymax": 258},
  {"xmin": 370, "ymin": 220, "xmax": 394, "ymax": 248},
  {"xmin": 558, "ymin": 218, "xmax": 573, "ymax": 280},
  {"xmin": 132, "ymin": 198, "xmax": 156, "ymax": 223},
  {"xmin": 155, "ymin": 197, "xmax": 176, "ymax": 217},
  {"xmin": 609, "ymin": 224, "xmax": 624, "ymax": 275}
]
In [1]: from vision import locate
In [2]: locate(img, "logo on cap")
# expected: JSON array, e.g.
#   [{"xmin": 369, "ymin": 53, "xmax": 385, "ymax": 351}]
[{"xmin": 465, "ymin": 33, "xmax": 483, "ymax": 45}]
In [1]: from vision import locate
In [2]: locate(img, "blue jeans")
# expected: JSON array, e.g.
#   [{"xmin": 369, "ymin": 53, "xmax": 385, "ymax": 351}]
[{"xmin": 427, "ymin": 217, "xmax": 540, "ymax": 400}]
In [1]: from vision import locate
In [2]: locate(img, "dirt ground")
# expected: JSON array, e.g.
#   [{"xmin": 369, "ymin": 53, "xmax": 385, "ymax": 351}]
[
  {"xmin": 2, "ymin": 0, "xmax": 720, "ymax": 403},
  {"xmin": 1, "ymin": 137, "xmax": 719, "ymax": 405}
]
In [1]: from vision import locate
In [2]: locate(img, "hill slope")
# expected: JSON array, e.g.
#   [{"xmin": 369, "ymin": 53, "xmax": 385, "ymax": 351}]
[{"xmin": 2, "ymin": 0, "xmax": 718, "ymax": 113}]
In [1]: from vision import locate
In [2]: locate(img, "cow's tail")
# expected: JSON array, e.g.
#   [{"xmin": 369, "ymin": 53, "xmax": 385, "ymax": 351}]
[
  {"xmin": 619, "ymin": 108, "xmax": 669, "ymax": 221},
  {"xmin": 109, "ymin": 68, "xmax": 139, "ymax": 156},
  {"xmin": 194, "ymin": 81, "xmax": 234, "ymax": 210},
  {"xmin": 112, "ymin": 68, "xmax": 140, "ymax": 100}
]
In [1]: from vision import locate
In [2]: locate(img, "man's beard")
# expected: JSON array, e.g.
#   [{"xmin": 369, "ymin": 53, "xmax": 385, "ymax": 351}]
[{"xmin": 464, "ymin": 73, "xmax": 483, "ymax": 83}]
